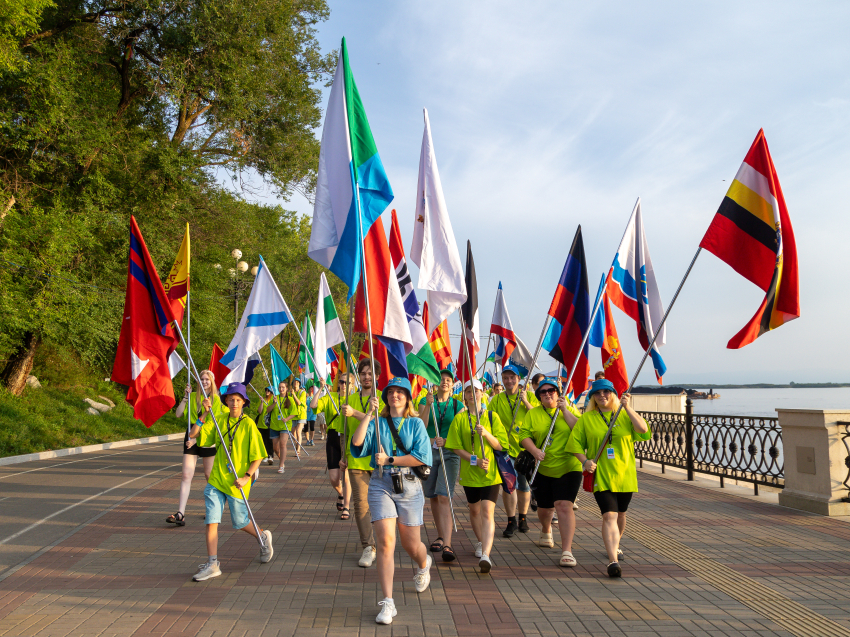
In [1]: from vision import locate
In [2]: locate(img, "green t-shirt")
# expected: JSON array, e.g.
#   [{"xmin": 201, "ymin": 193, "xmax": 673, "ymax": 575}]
[
  {"xmin": 255, "ymin": 397, "xmax": 273, "ymax": 429},
  {"xmin": 291, "ymin": 388, "xmax": 307, "ymax": 421},
  {"xmin": 269, "ymin": 395, "xmax": 296, "ymax": 431},
  {"xmin": 518, "ymin": 403, "xmax": 582, "ymax": 478},
  {"xmin": 317, "ymin": 392, "xmax": 343, "ymax": 432},
  {"xmin": 416, "ymin": 393, "xmax": 465, "ymax": 439},
  {"xmin": 445, "ymin": 410, "xmax": 509, "ymax": 488},
  {"xmin": 199, "ymin": 414, "xmax": 266, "ymax": 499},
  {"xmin": 487, "ymin": 390, "xmax": 539, "ymax": 457},
  {"xmin": 564, "ymin": 409, "xmax": 652, "ymax": 493},
  {"xmin": 343, "ymin": 391, "xmax": 385, "ymax": 471},
  {"xmin": 189, "ymin": 394, "xmax": 229, "ymax": 447}
]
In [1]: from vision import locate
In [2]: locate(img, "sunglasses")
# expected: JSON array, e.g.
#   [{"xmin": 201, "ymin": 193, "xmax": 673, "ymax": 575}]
[
  {"xmin": 595, "ymin": 389, "xmax": 613, "ymax": 396},
  {"xmin": 539, "ymin": 387, "xmax": 558, "ymax": 396}
]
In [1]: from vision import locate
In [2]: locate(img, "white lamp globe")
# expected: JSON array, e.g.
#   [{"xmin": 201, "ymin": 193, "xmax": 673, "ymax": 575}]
[
  {"xmin": 237, "ymin": 261, "xmax": 249, "ymax": 273},
  {"xmin": 231, "ymin": 249, "xmax": 242, "ymax": 260},
  {"xmin": 251, "ymin": 266, "xmax": 259, "ymax": 276}
]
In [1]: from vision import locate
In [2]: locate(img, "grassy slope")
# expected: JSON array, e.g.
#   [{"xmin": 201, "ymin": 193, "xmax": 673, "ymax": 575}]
[{"xmin": 0, "ymin": 343, "xmax": 184, "ymax": 458}]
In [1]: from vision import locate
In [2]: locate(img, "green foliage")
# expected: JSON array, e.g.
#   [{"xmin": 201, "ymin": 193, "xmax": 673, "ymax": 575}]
[{"xmin": 0, "ymin": 0, "xmax": 54, "ymax": 72}]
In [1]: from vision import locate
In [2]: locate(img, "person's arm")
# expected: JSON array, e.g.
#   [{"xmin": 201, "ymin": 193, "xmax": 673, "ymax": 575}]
[
  {"xmin": 175, "ymin": 384, "xmax": 191, "ymax": 418},
  {"xmin": 351, "ymin": 397, "xmax": 378, "ymax": 447},
  {"xmin": 474, "ymin": 422, "xmax": 502, "ymax": 451},
  {"xmin": 234, "ymin": 458, "xmax": 263, "ymax": 488},
  {"xmin": 558, "ymin": 397, "xmax": 579, "ymax": 426},
  {"xmin": 621, "ymin": 393, "xmax": 648, "ymax": 433},
  {"xmin": 520, "ymin": 437, "xmax": 544, "ymax": 461},
  {"xmin": 188, "ymin": 396, "xmax": 213, "ymax": 439},
  {"xmin": 520, "ymin": 385, "xmax": 533, "ymax": 410}
]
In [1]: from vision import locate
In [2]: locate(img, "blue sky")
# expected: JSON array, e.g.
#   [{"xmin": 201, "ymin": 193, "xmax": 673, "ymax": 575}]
[{"xmin": 228, "ymin": 1, "xmax": 850, "ymax": 385}]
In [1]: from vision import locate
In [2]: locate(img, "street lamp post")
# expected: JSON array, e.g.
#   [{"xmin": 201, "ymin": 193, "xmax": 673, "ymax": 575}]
[{"xmin": 226, "ymin": 249, "xmax": 256, "ymax": 328}]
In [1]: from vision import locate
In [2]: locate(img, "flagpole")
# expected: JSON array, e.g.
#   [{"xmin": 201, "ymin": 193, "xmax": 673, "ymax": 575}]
[
  {"xmin": 186, "ymin": 289, "xmax": 192, "ymax": 436},
  {"xmin": 427, "ymin": 381, "xmax": 458, "ymax": 532},
  {"xmin": 529, "ymin": 405, "xmax": 563, "ymax": 484},
  {"xmin": 506, "ymin": 315, "xmax": 551, "ymax": 434},
  {"xmin": 288, "ymin": 319, "xmax": 340, "ymax": 415},
  {"xmin": 173, "ymin": 323, "xmax": 265, "ymax": 549},
  {"xmin": 341, "ymin": 295, "xmax": 356, "ymax": 472},
  {"xmin": 478, "ymin": 333, "xmax": 494, "ymax": 376},
  {"xmin": 586, "ymin": 248, "xmax": 703, "ymax": 469},
  {"xmin": 457, "ymin": 310, "xmax": 485, "ymax": 459},
  {"xmin": 560, "ymin": 272, "xmax": 607, "ymax": 398},
  {"xmin": 257, "ymin": 354, "xmax": 305, "ymax": 459}
]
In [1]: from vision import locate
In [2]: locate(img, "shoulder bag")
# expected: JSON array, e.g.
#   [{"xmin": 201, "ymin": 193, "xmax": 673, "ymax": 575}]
[{"xmin": 385, "ymin": 417, "xmax": 431, "ymax": 481}]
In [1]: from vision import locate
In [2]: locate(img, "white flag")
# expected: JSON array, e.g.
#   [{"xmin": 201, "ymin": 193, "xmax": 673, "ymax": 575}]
[
  {"xmin": 313, "ymin": 273, "xmax": 344, "ymax": 381},
  {"xmin": 168, "ymin": 350, "xmax": 185, "ymax": 379},
  {"xmin": 410, "ymin": 108, "xmax": 467, "ymax": 333}
]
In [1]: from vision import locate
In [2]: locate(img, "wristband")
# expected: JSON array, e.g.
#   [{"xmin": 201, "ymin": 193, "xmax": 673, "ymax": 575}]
[{"xmin": 196, "ymin": 418, "xmax": 204, "ymax": 427}]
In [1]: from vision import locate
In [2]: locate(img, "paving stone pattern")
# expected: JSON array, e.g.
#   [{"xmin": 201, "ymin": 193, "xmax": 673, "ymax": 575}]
[{"xmin": 1, "ymin": 438, "xmax": 849, "ymax": 636}]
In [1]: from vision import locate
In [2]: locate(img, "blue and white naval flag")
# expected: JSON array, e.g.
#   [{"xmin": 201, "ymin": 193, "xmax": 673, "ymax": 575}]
[{"xmin": 220, "ymin": 256, "xmax": 293, "ymax": 384}]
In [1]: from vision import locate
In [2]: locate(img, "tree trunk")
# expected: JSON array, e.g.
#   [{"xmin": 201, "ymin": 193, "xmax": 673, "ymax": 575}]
[{"xmin": 1, "ymin": 332, "xmax": 40, "ymax": 396}]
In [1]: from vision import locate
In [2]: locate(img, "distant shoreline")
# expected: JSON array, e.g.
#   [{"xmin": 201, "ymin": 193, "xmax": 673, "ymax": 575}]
[{"xmin": 634, "ymin": 383, "xmax": 850, "ymax": 390}]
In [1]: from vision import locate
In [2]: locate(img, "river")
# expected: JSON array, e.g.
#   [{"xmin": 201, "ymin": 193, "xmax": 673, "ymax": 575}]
[{"xmin": 688, "ymin": 387, "xmax": 850, "ymax": 418}]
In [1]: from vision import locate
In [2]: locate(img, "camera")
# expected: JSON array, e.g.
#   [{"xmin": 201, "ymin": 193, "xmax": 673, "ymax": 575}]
[{"xmin": 391, "ymin": 470, "xmax": 404, "ymax": 494}]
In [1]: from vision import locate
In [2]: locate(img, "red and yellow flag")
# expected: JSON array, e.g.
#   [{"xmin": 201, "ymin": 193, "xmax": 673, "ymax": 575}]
[
  {"xmin": 163, "ymin": 223, "xmax": 190, "ymax": 327},
  {"xmin": 425, "ymin": 302, "xmax": 452, "ymax": 369},
  {"xmin": 699, "ymin": 129, "xmax": 799, "ymax": 348}
]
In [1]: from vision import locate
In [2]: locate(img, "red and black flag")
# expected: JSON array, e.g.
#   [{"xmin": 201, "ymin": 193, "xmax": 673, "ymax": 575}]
[
  {"xmin": 699, "ymin": 129, "xmax": 799, "ymax": 348},
  {"xmin": 455, "ymin": 241, "xmax": 479, "ymax": 383}
]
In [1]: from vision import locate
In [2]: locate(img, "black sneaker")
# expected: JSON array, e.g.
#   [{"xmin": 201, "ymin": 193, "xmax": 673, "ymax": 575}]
[
  {"xmin": 502, "ymin": 517, "xmax": 517, "ymax": 538},
  {"xmin": 518, "ymin": 515, "xmax": 529, "ymax": 533},
  {"xmin": 530, "ymin": 495, "xmax": 538, "ymax": 512},
  {"xmin": 607, "ymin": 562, "xmax": 622, "ymax": 578}
]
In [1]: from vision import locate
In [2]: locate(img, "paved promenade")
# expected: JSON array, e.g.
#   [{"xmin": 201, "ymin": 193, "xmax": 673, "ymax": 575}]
[{"xmin": 1, "ymin": 438, "xmax": 850, "ymax": 637}]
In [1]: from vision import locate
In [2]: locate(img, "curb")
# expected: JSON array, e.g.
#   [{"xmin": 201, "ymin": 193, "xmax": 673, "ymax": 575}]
[{"xmin": 0, "ymin": 433, "xmax": 184, "ymax": 466}]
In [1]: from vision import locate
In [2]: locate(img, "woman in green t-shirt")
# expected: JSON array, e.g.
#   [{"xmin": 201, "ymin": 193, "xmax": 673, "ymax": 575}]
[
  {"xmin": 267, "ymin": 381, "xmax": 296, "ymax": 473},
  {"xmin": 445, "ymin": 379, "xmax": 508, "ymax": 574},
  {"xmin": 518, "ymin": 377, "xmax": 581, "ymax": 567},
  {"xmin": 565, "ymin": 378, "xmax": 650, "ymax": 578}
]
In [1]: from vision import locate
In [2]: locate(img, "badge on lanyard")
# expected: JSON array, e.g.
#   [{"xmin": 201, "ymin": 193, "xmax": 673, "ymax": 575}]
[
  {"xmin": 470, "ymin": 454, "xmax": 478, "ymax": 466},
  {"xmin": 606, "ymin": 447, "xmax": 615, "ymax": 460}
]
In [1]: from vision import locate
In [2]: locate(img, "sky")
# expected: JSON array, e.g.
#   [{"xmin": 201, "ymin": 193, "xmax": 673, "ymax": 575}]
[{"xmin": 225, "ymin": 1, "xmax": 850, "ymax": 385}]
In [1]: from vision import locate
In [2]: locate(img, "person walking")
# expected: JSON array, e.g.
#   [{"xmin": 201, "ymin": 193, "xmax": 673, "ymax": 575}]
[
  {"xmin": 189, "ymin": 382, "xmax": 273, "ymax": 581},
  {"xmin": 518, "ymin": 377, "xmax": 581, "ymax": 567},
  {"xmin": 486, "ymin": 364, "xmax": 538, "ymax": 537},
  {"xmin": 290, "ymin": 378, "xmax": 308, "ymax": 449},
  {"xmin": 255, "ymin": 386, "xmax": 275, "ymax": 465},
  {"xmin": 339, "ymin": 358, "xmax": 382, "ymax": 568},
  {"xmin": 350, "ymin": 377, "xmax": 433, "ymax": 625},
  {"xmin": 169, "ymin": 370, "xmax": 227, "ymax": 527},
  {"xmin": 312, "ymin": 375, "xmax": 351, "ymax": 520},
  {"xmin": 304, "ymin": 382, "xmax": 317, "ymax": 446},
  {"xmin": 416, "ymin": 368, "xmax": 464, "ymax": 562},
  {"xmin": 445, "ymin": 379, "xmax": 508, "ymax": 574},
  {"xmin": 268, "ymin": 380, "xmax": 296, "ymax": 473},
  {"xmin": 566, "ymin": 378, "xmax": 650, "ymax": 578}
]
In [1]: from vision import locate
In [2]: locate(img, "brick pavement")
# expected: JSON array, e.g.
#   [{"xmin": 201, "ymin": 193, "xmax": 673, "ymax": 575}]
[{"xmin": 1, "ymin": 437, "xmax": 849, "ymax": 637}]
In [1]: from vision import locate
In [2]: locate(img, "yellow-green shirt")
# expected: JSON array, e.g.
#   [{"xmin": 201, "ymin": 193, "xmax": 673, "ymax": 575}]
[
  {"xmin": 270, "ymin": 395, "xmax": 295, "ymax": 431},
  {"xmin": 564, "ymin": 409, "xmax": 652, "ymax": 492},
  {"xmin": 343, "ymin": 391, "xmax": 385, "ymax": 471},
  {"xmin": 487, "ymin": 390, "xmax": 539, "ymax": 457},
  {"xmin": 518, "ymin": 403, "xmax": 582, "ymax": 478},
  {"xmin": 190, "ymin": 394, "xmax": 229, "ymax": 447},
  {"xmin": 445, "ymin": 410, "xmax": 509, "ymax": 488},
  {"xmin": 255, "ymin": 398, "xmax": 272, "ymax": 429},
  {"xmin": 291, "ymin": 388, "xmax": 307, "ymax": 421},
  {"xmin": 316, "ymin": 391, "xmax": 343, "ymax": 432},
  {"xmin": 199, "ymin": 414, "xmax": 266, "ymax": 499}
]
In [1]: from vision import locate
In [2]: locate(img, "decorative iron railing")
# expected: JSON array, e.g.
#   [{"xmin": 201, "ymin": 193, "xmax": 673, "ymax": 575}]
[
  {"xmin": 635, "ymin": 399, "xmax": 784, "ymax": 495},
  {"xmin": 839, "ymin": 421, "xmax": 850, "ymax": 503}
]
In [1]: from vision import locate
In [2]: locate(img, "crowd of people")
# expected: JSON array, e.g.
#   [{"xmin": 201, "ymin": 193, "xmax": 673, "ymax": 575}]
[{"xmin": 169, "ymin": 360, "xmax": 650, "ymax": 625}]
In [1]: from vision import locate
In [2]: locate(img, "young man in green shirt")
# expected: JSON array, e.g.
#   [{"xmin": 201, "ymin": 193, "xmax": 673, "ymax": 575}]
[
  {"xmin": 312, "ymin": 374, "xmax": 351, "ymax": 519},
  {"xmin": 486, "ymin": 364, "xmax": 538, "ymax": 536},
  {"xmin": 189, "ymin": 382, "xmax": 273, "ymax": 581}
]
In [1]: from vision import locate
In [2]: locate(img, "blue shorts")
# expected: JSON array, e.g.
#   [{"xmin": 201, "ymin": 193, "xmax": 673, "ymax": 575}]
[
  {"xmin": 423, "ymin": 448, "xmax": 460, "ymax": 498},
  {"xmin": 269, "ymin": 429, "xmax": 282, "ymax": 439},
  {"xmin": 204, "ymin": 483, "xmax": 250, "ymax": 530},
  {"xmin": 368, "ymin": 469, "xmax": 425, "ymax": 526},
  {"xmin": 514, "ymin": 464, "xmax": 530, "ymax": 493}
]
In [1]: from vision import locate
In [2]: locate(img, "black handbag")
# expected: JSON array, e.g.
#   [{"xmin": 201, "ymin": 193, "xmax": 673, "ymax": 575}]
[
  {"xmin": 385, "ymin": 417, "xmax": 431, "ymax": 481},
  {"xmin": 513, "ymin": 450, "xmax": 536, "ymax": 482}
]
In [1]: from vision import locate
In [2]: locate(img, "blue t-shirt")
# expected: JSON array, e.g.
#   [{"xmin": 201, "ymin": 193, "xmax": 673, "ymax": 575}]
[{"xmin": 351, "ymin": 416, "xmax": 433, "ymax": 470}]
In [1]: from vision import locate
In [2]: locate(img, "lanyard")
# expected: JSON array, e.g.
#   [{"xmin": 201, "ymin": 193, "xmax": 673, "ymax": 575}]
[
  {"xmin": 223, "ymin": 415, "xmax": 245, "ymax": 460},
  {"xmin": 383, "ymin": 417, "xmax": 405, "ymax": 456},
  {"xmin": 435, "ymin": 397, "xmax": 456, "ymax": 432}
]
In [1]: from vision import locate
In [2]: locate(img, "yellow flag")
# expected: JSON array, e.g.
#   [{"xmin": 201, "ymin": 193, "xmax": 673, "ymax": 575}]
[{"xmin": 163, "ymin": 223, "xmax": 190, "ymax": 326}]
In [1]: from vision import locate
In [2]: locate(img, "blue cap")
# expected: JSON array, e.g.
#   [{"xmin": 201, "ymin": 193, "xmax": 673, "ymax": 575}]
[
  {"xmin": 502, "ymin": 364, "xmax": 522, "ymax": 377},
  {"xmin": 221, "ymin": 382, "xmax": 251, "ymax": 407},
  {"xmin": 534, "ymin": 377, "xmax": 561, "ymax": 400},
  {"xmin": 586, "ymin": 378, "xmax": 617, "ymax": 401},
  {"xmin": 381, "ymin": 376, "xmax": 412, "ymax": 404}
]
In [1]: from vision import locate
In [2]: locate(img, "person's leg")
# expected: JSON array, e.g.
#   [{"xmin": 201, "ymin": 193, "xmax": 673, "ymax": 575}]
[
  {"xmin": 554, "ymin": 500, "xmax": 575, "ymax": 552},
  {"xmin": 468, "ymin": 500, "xmax": 482, "ymax": 542},
  {"xmin": 398, "ymin": 522, "xmax": 428, "ymax": 569},
  {"xmin": 342, "ymin": 468, "xmax": 351, "ymax": 510},
  {"xmin": 436, "ymin": 495, "xmax": 452, "ymax": 548},
  {"xmin": 177, "ymin": 454, "xmax": 196, "ymax": 515},
  {"xmin": 502, "ymin": 489, "xmax": 516, "ymax": 518},
  {"xmin": 373, "ymin": 518, "xmax": 396, "ymax": 600},
  {"xmin": 479, "ymin": 500, "xmax": 496, "ymax": 556},
  {"xmin": 538, "ymin": 507, "xmax": 555, "ymax": 534},
  {"xmin": 618, "ymin": 512, "xmax": 627, "ymax": 538},
  {"xmin": 329, "ymin": 468, "xmax": 343, "ymax": 496},
  {"xmin": 517, "ymin": 490, "xmax": 531, "ymax": 515},
  {"xmin": 350, "ymin": 470, "xmax": 376, "ymax": 548},
  {"xmin": 601, "ymin": 512, "xmax": 620, "ymax": 562},
  {"xmin": 205, "ymin": 523, "xmax": 219, "ymax": 556},
  {"xmin": 279, "ymin": 433, "xmax": 288, "ymax": 466},
  {"xmin": 202, "ymin": 455, "xmax": 214, "ymax": 481}
]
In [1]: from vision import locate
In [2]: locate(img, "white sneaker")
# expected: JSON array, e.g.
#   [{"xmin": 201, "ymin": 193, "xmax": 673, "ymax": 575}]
[
  {"xmin": 474, "ymin": 542, "xmax": 483, "ymax": 558},
  {"xmin": 478, "ymin": 554, "xmax": 492, "ymax": 574},
  {"xmin": 359, "ymin": 546, "xmax": 376, "ymax": 568},
  {"xmin": 573, "ymin": 497, "xmax": 579, "ymax": 510},
  {"xmin": 192, "ymin": 560, "xmax": 221, "ymax": 581},
  {"xmin": 260, "ymin": 530, "xmax": 274, "ymax": 563},
  {"xmin": 376, "ymin": 598, "xmax": 397, "ymax": 624},
  {"xmin": 414, "ymin": 555, "xmax": 432, "ymax": 592},
  {"xmin": 617, "ymin": 548, "xmax": 624, "ymax": 561}
]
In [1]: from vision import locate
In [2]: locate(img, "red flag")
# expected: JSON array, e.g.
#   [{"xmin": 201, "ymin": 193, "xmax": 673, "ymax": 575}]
[
  {"xmin": 360, "ymin": 335, "xmax": 395, "ymax": 389},
  {"xmin": 455, "ymin": 241, "xmax": 479, "ymax": 383},
  {"xmin": 600, "ymin": 292, "xmax": 629, "ymax": 396},
  {"xmin": 426, "ymin": 302, "xmax": 453, "ymax": 369},
  {"xmin": 111, "ymin": 217, "xmax": 178, "ymax": 427},
  {"xmin": 209, "ymin": 343, "xmax": 231, "ymax": 389}
]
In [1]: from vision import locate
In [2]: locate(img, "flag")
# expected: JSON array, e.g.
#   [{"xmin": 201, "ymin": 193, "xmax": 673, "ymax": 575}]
[
  {"xmin": 243, "ymin": 352, "xmax": 261, "ymax": 387},
  {"xmin": 354, "ymin": 216, "xmax": 413, "ymax": 379},
  {"xmin": 111, "ymin": 216, "xmax": 178, "ymax": 427},
  {"xmin": 483, "ymin": 371, "xmax": 494, "ymax": 387},
  {"xmin": 168, "ymin": 351, "xmax": 185, "ymax": 379},
  {"xmin": 327, "ymin": 347, "xmax": 339, "ymax": 382},
  {"xmin": 308, "ymin": 37, "xmax": 393, "ymax": 299},
  {"xmin": 269, "ymin": 344, "xmax": 293, "ymax": 394},
  {"xmin": 313, "ymin": 273, "xmax": 345, "ymax": 381},
  {"xmin": 209, "ymin": 344, "xmax": 231, "ymax": 389},
  {"xmin": 410, "ymin": 108, "xmax": 467, "ymax": 332},
  {"xmin": 426, "ymin": 302, "xmax": 453, "ymax": 369},
  {"xmin": 388, "ymin": 209, "xmax": 441, "ymax": 384},
  {"xmin": 456, "ymin": 241, "xmax": 479, "ymax": 383},
  {"xmin": 490, "ymin": 281, "xmax": 517, "ymax": 367},
  {"xmin": 699, "ymin": 129, "xmax": 799, "ymax": 348},
  {"xmin": 589, "ymin": 277, "xmax": 629, "ymax": 396},
  {"xmin": 298, "ymin": 311, "xmax": 316, "ymax": 379},
  {"xmin": 606, "ymin": 200, "xmax": 667, "ymax": 382},
  {"xmin": 163, "ymin": 223, "xmax": 190, "ymax": 327},
  {"xmin": 508, "ymin": 335, "xmax": 534, "ymax": 378},
  {"xmin": 220, "ymin": 256, "xmax": 293, "ymax": 384},
  {"xmin": 541, "ymin": 226, "xmax": 591, "ymax": 398},
  {"xmin": 486, "ymin": 350, "xmax": 496, "ymax": 363},
  {"xmin": 360, "ymin": 335, "xmax": 395, "ymax": 389},
  {"xmin": 339, "ymin": 341, "xmax": 356, "ymax": 378}
]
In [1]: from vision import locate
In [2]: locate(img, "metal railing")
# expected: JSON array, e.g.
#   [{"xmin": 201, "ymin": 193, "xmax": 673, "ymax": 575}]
[
  {"xmin": 635, "ymin": 399, "xmax": 784, "ymax": 495},
  {"xmin": 839, "ymin": 421, "xmax": 850, "ymax": 503}
]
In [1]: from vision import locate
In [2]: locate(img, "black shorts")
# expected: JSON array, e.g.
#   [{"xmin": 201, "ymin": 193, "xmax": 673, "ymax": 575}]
[
  {"xmin": 326, "ymin": 429, "xmax": 342, "ymax": 470},
  {"xmin": 305, "ymin": 420, "xmax": 316, "ymax": 432},
  {"xmin": 183, "ymin": 430, "xmax": 216, "ymax": 458},
  {"xmin": 594, "ymin": 490, "xmax": 633, "ymax": 514},
  {"xmin": 259, "ymin": 426, "xmax": 273, "ymax": 455},
  {"xmin": 531, "ymin": 471, "xmax": 582, "ymax": 509},
  {"xmin": 463, "ymin": 484, "xmax": 501, "ymax": 504}
]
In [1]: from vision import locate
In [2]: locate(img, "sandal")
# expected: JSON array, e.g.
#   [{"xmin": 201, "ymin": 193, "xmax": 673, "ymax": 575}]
[
  {"xmin": 339, "ymin": 507, "xmax": 350, "ymax": 520},
  {"xmin": 429, "ymin": 537, "xmax": 444, "ymax": 552},
  {"xmin": 441, "ymin": 545, "xmax": 456, "ymax": 562},
  {"xmin": 559, "ymin": 551, "xmax": 577, "ymax": 567},
  {"xmin": 336, "ymin": 495, "xmax": 344, "ymax": 511},
  {"xmin": 166, "ymin": 512, "xmax": 185, "ymax": 527}
]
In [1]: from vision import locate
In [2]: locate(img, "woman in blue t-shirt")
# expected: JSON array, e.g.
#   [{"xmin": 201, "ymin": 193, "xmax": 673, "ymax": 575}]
[{"xmin": 351, "ymin": 377, "xmax": 433, "ymax": 626}]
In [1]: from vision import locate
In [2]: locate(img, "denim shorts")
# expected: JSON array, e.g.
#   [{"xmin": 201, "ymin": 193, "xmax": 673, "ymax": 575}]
[
  {"xmin": 423, "ymin": 448, "xmax": 460, "ymax": 498},
  {"xmin": 368, "ymin": 469, "xmax": 425, "ymax": 526},
  {"xmin": 514, "ymin": 461, "xmax": 531, "ymax": 493},
  {"xmin": 204, "ymin": 483, "xmax": 250, "ymax": 530},
  {"xmin": 269, "ymin": 429, "xmax": 282, "ymax": 439}
]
